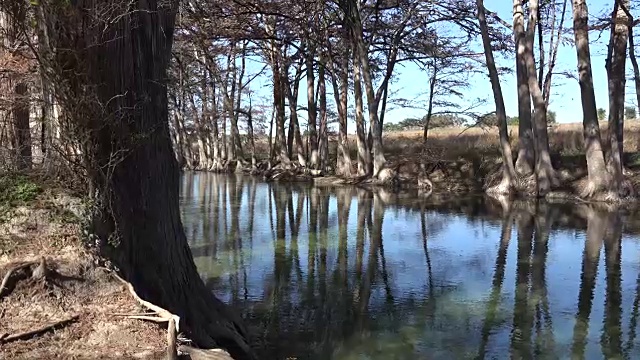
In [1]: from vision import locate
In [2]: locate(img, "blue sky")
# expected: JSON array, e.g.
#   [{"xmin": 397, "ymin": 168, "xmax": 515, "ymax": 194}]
[
  {"xmin": 244, "ymin": 0, "xmax": 637, "ymax": 131},
  {"xmin": 383, "ymin": 0, "xmax": 632, "ymax": 125}
]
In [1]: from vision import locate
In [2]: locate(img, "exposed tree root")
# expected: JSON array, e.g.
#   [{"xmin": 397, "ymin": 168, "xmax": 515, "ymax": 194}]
[
  {"xmin": 0, "ymin": 261, "xmax": 38, "ymax": 299},
  {"xmin": 101, "ymin": 268, "xmax": 236, "ymax": 360},
  {"xmin": 486, "ymin": 176, "xmax": 512, "ymax": 196},
  {"xmin": 178, "ymin": 345, "xmax": 234, "ymax": 360},
  {"xmin": 101, "ymin": 269, "xmax": 179, "ymax": 360},
  {"xmin": 0, "ymin": 315, "xmax": 79, "ymax": 344}
]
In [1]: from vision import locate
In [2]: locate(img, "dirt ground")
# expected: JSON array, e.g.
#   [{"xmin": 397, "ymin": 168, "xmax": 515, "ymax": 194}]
[{"xmin": 0, "ymin": 184, "xmax": 167, "ymax": 359}]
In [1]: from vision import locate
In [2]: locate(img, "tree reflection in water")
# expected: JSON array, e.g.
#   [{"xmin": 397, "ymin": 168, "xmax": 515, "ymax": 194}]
[{"xmin": 180, "ymin": 173, "xmax": 640, "ymax": 360}]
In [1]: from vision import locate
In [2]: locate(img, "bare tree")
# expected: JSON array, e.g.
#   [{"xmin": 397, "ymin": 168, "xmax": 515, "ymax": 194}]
[
  {"xmin": 477, "ymin": 0, "xmax": 517, "ymax": 194},
  {"xmin": 571, "ymin": 0, "xmax": 610, "ymax": 196},
  {"xmin": 605, "ymin": 0, "xmax": 629, "ymax": 186}
]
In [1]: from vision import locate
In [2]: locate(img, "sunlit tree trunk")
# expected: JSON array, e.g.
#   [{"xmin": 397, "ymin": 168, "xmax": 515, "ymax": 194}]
[
  {"xmin": 328, "ymin": 44, "xmax": 352, "ymax": 177},
  {"xmin": 343, "ymin": 0, "xmax": 385, "ymax": 177},
  {"xmin": 605, "ymin": 0, "xmax": 629, "ymax": 186},
  {"xmin": 318, "ymin": 55, "xmax": 328, "ymax": 171},
  {"xmin": 513, "ymin": 0, "xmax": 534, "ymax": 176},
  {"xmin": 628, "ymin": 21, "xmax": 640, "ymax": 116},
  {"xmin": 524, "ymin": 0, "xmax": 558, "ymax": 195},
  {"xmin": 353, "ymin": 50, "xmax": 370, "ymax": 175},
  {"xmin": 571, "ymin": 0, "xmax": 610, "ymax": 196},
  {"xmin": 284, "ymin": 59, "xmax": 306, "ymax": 166},
  {"xmin": 306, "ymin": 49, "xmax": 319, "ymax": 169},
  {"xmin": 477, "ymin": 0, "xmax": 517, "ymax": 193}
]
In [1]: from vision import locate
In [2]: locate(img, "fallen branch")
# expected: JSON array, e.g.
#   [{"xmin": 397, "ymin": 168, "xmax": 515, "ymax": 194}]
[
  {"xmin": 0, "ymin": 261, "xmax": 37, "ymax": 299},
  {"xmin": 0, "ymin": 315, "xmax": 79, "ymax": 344}
]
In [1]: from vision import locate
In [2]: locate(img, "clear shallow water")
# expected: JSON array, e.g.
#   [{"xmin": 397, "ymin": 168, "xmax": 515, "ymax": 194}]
[{"xmin": 180, "ymin": 172, "xmax": 640, "ymax": 360}]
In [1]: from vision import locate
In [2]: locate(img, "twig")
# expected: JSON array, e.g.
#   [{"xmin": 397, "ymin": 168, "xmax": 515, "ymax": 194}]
[
  {"xmin": 0, "ymin": 315, "xmax": 79, "ymax": 344},
  {"xmin": 0, "ymin": 262, "xmax": 36, "ymax": 299}
]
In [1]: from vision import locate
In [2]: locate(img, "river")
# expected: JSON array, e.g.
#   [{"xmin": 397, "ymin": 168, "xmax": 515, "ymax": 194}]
[{"xmin": 180, "ymin": 172, "xmax": 640, "ymax": 360}]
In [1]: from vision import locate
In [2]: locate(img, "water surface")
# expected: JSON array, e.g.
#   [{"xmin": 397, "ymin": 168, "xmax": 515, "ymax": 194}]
[{"xmin": 180, "ymin": 172, "xmax": 640, "ymax": 360}]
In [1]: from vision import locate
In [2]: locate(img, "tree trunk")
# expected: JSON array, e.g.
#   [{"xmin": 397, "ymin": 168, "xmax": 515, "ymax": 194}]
[
  {"xmin": 629, "ymin": 22, "xmax": 640, "ymax": 117},
  {"xmin": 12, "ymin": 82, "xmax": 31, "ymax": 170},
  {"xmin": 318, "ymin": 56, "xmax": 328, "ymax": 171},
  {"xmin": 477, "ymin": 0, "xmax": 517, "ymax": 193},
  {"xmin": 347, "ymin": 0, "xmax": 386, "ymax": 178},
  {"xmin": 354, "ymin": 37, "xmax": 386, "ymax": 178},
  {"xmin": 246, "ymin": 98, "xmax": 257, "ymax": 168},
  {"xmin": 188, "ymin": 92, "xmax": 209, "ymax": 169},
  {"xmin": 513, "ymin": 0, "xmax": 534, "ymax": 176},
  {"xmin": 55, "ymin": 1, "xmax": 254, "ymax": 358},
  {"xmin": 306, "ymin": 51, "xmax": 319, "ymax": 169},
  {"xmin": 328, "ymin": 48, "xmax": 352, "ymax": 177},
  {"xmin": 284, "ymin": 61, "xmax": 306, "ymax": 166},
  {"xmin": 209, "ymin": 75, "xmax": 221, "ymax": 170},
  {"xmin": 571, "ymin": 0, "xmax": 610, "ymax": 196},
  {"xmin": 35, "ymin": 2, "xmax": 54, "ymax": 159},
  {"xmin": 232, "ymin": 44, "xmax": 245, "ymax": 161},
  {"xmin": 200, "ymin": 57, "xmax": 214, "ymax": 169},
  {"xmin": 605, "ymin": 0, "xmax": 628, "ymax": 186},
  {"xmin": 353, "ymin": 48, "xmax": 370, "ymax": 176},
  {"xmin": 524, "ymin": 0, "xmax": 558, "ymax": 195},
  {"xmin": 423, "ymin": 64, "xmax": 438, "ymax": 143},
  {"xmin": 272, "ymin": 63, "xmax": 290, "ymax": 165}
]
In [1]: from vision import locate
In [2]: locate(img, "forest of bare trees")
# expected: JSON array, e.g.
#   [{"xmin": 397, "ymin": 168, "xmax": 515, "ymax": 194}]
[{"xmin": 1, "ymin": 0, "xmax": 640, "ymax": 357}]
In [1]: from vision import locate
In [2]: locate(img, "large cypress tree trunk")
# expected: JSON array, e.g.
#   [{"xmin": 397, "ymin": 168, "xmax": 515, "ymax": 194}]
[
  {"xmin": 329, "ymin": 47, "xmax": 352, "ymax": 177},
  {"xmin": 524, "ymin": 0, "xmax": 558, "ymax": 195},
  {"xmin": 571, "ymin": 0, "xmax": 610, "ymax": 196},
  {"xmin": 605, "ymin": 0, "xmax": 628, "ymax": 187},
  {"xmin": 513, "ymin": 0, "xmax": 534, "ymax": 176},
  {"xmin": 55, "ymin": 1, "xmax": 254, "ymax": 358}
]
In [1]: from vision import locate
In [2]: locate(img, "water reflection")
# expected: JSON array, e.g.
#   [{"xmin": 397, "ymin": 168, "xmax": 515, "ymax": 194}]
[{"xmin": 180, "ymin": 172, "xmax": 640, "ymax": 360}]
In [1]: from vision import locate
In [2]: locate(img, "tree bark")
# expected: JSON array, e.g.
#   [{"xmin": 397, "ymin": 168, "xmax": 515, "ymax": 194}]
[
  {"xmin": 54, "ymin": 1, "xmax": 254, "ymax": 358},
  {"xmin": 328, "ymin": 44, "xmax": 352, "ymax": 177},
  {"xmin": 571, "ymin": 0, "xmax": 610, "ymax": 196},
  {"xmin": 284, "ymin": 59, "xmax": 307, "ymax": 166},
  {"xmin": 353, "ymin": 48, "xmax": 370, "ymax": 176},
  {"xmin": 477, "ymin": 0, "xmax": 517, "ymax": 193},
  {"xmin": 12, "ymin": 82, "xmax": 31, "ymax": 171},
  {"xmin": 306, "ymin": 49, "xmax": 319, "ymax": 169},
  {"xmin": 347, "ymin": 0, "xmax": 387, "ymax": 178},
  {"xmin": 605, "ymin": 0, "xmax": 628, "ymax": 186},
  {"xmin": 317, "ymin": 56, "xmax": 328, "ymax": 171},
  {"xmin": 513, "ymin": 0, "xmax": 534, "ymax": 176},
  {"xmin": 524, "ymin": 0, "xmax": 558, "ymax": 195},
  {"xmin": 628, "ymin": 21, "xmax": 640, "ymax": 117}
]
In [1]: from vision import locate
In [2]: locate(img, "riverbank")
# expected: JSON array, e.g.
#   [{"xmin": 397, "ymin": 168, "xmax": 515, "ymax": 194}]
[
  {"xmin": 0, "ymin": 173, "xmax": 235, "ymax": 359},
  {"xmin": 185, "ymin": 121, "xmax": 640, "ymax": 203}
]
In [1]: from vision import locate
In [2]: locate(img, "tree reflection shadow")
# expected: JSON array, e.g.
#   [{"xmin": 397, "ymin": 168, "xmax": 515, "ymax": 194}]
[{"xmin": 179, "ymin": 173, "xmax": 632, "ymax": 360}]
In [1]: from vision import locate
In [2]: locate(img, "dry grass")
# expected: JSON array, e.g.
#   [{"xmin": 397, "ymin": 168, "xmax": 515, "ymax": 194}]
[
  {"xmin": 0, "ymin": 181, "xmax": 166, "ymax": 359},
  {"xmin": 377, "ymin": 120, "xmax": 640, "ymax": 158}
]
